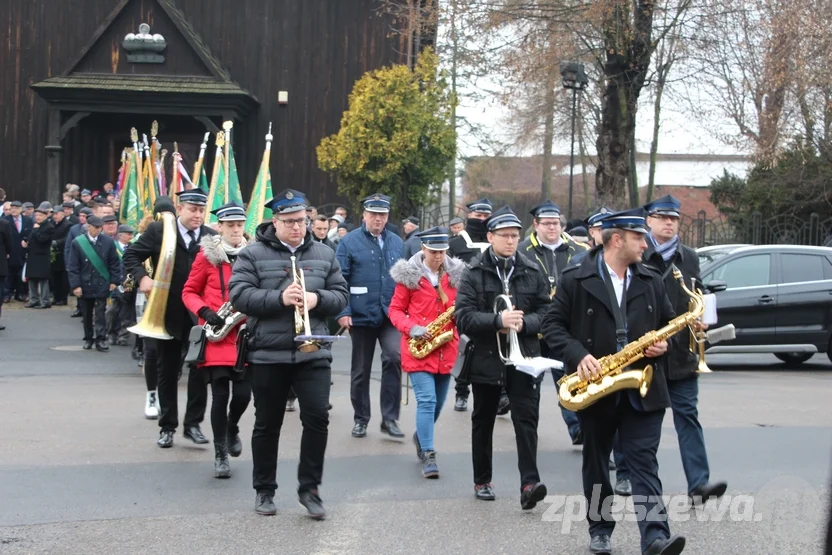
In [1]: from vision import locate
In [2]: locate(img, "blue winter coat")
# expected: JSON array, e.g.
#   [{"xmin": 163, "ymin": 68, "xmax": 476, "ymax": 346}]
[
  {"xmin": 67, "ymin": 233, "xmax": 122, "ymax": 299},
  {"xmin": 335, "ymin": 223, "xmax": 404, "ymax": 326}
]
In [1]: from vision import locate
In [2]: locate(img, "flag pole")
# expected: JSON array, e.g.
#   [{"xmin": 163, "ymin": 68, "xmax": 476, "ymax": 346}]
[
  {"xmin": 222, "ymin": 120, "xmax": 233, "ymax": 204},
  {"xmin": 192, "ymin": 132, "xmax": 210, "ymax": 185}
]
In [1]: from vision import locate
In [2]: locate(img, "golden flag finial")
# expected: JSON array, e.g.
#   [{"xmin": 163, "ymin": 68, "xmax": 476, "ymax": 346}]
[
  {"xmin": 130, "ymin": 128, "xmax": 138, "ymax": 143},
  {"xmin": 216, "ymin": 131, "xmax": 225, "ymax": 148},
  {"xmin": 151, "ymin": 120, "xmax": 158, "ymax": 137}
]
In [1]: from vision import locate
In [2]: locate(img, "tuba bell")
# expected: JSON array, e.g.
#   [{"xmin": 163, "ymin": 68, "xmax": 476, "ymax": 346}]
[{"xmin": 127, "ymin": 211, "xmax": 177, "ymax": 340}]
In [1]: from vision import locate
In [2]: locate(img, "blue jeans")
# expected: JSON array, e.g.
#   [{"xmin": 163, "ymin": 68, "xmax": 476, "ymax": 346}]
[
  {"xmin": 668, "ymin": 377, "xmax": 709, "ymax": 493},
  {"xmin": 552, "ymin": 365, "xmax": 581, "ymax": 439},
  {"xmin": 409, "ymin": 371, "xmax": 451, "ymax": 452}
]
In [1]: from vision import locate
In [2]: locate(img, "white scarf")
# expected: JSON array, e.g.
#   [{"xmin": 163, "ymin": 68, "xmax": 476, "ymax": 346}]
[{"xmin": 219, "ymin": 237, "xmax": 246, "ymax": 263}]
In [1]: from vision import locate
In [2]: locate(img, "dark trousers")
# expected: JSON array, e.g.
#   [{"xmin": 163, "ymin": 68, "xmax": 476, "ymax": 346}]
[
  {"xmin": 0, "ymin": 280, "xmax": 4, "ymax": 318},
  {"xmin": 210, "ymin": 370, "xmax": 252, "ymax": 442},
  {"xmin": 471, "ymin": 368, "xmax": 541, "ymax": 489},
  {"xmin": 157, "ymin": 337, "xmax": 207, "ymax": 432},
  {"xmin": 577, "ymin": 395, "xmax": 670, "ymax": 553},
  {"xmin": 349, "ymin": 318, "xmax": 402, "ymax": 424},
  {"xmin": 144, "ymin": 338, "xmax": 158, "ymax": 392},
  {"xmin": 668, "ymin": 376, "xmax": 710, "ymax": 493},
  {"xmin": 81, "ymin": 297, "xmax": 107, "ymax": 341},
  {"xmin": 51, "ymin": 269, "xmax": 69, "ymax": 303},
  {"xmin": 251, "ymin": 360, "xmax": 331, "ymax": 494},
  {"xmin": 106, "ymin": 295, "xmax": 131, "ymax": 342},
  {"xmin": 5, "ymin": 266, "xmax": 24, "ymax": 300}
]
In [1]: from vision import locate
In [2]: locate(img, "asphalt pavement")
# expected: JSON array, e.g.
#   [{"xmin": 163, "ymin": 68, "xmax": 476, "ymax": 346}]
[{"xmin": 1, "ymin": 303, "xmax": 831, "ymax": 554}]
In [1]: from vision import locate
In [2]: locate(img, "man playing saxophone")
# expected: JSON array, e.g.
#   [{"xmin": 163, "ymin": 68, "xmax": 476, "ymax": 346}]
[
  {"xmin": 388, "ymin": 227, "xmax": 465, "ymax": 479},
  {"xmin": 228, "ymin": 189, "xmax": 348, "ymax": 519},
  {"xmin": 542, "ymin": 207, "xmax": 686, "ymax": 555}
]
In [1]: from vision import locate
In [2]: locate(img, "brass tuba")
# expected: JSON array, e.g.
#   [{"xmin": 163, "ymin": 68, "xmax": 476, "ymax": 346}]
[
  {"xmin": 557, "ymin": 268, "xmax": 705, "ymax": 411},
  {"xmin": 291, "ymin": 256, "xmax": 320, "ymax": 353},
  {"xmin": 128, "ymin": 211, "xmax": 177, "ymax": 340}
]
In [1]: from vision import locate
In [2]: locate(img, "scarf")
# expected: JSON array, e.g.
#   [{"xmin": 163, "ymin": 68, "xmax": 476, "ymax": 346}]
[
  {"xmin": 219, "ymin": 237, "xmax": 246, "ymax": 263},
  {"xmin": 650, "ymin": 233, "xmax": 679, "ymax": 263}
]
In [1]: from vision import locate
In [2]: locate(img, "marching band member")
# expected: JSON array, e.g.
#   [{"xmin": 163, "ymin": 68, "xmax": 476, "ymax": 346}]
[
  {"xmin": 542, "ymin": 207, "xmax": 685, "ymax": 555},
  {"xmin": 454, "ymin": 206, "xmax": 550, "ymax": 509},
  {"xmin": 228, "ymin": 189, "xmax": 348, "ymax": 519},
  {"xmin": 335, "ymin": 193, "xmax": 405, "ymax": 439},
  {"xmin": 643, "ymin": 195, "xmax": 727, "ymax": 504},
  {"xmin": 448, "ymin": 198, "xmax": 493, "ymax": 412},
  {"xmin": 182, "ymin": 202, "xmax": 252, "ymax": 479},
  {"xmin": 388, "ymin": 227, "xmax": 465, "ymax": 479},
  {"xmin": 122, "ymin": 191, "xmax": 215, "ymax": 448},
  {"xmin": 518, "ymin": 199, "xmax": 588, "ymax": 444}
]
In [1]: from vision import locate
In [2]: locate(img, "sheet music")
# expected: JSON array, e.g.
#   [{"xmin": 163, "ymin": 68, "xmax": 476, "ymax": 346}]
[
  {"xmin": 514, "ymin": 357, "xmax": 563, "ymax": 379},
  {"xmin": 702, "ymin": 293, "xmax": 718, "ymax": 325}
]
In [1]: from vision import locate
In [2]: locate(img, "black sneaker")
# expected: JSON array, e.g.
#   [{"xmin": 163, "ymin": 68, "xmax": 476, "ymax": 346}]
[
  {"xmin": 454, "ymin": 397, "xmax": 468, "ymax": 411},
  {"xmin": 298, "ymin": 489, "xmax": 326, "ymax": 520},
  {"xmin": 521, "ymin": 482, "xmax": 547, "ymax": 510},
  {"xmin": 157, "ymin": 429, "xmax": 174, "ymax": 448},
  {"xmin": 255, "ymin": 492, "xmax": 276, "ymax": 515}
]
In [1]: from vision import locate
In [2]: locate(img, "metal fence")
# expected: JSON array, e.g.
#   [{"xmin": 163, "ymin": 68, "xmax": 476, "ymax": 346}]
[{"xmin": 679, "ymin": 211, "xmax": 832, "ymax": 248}]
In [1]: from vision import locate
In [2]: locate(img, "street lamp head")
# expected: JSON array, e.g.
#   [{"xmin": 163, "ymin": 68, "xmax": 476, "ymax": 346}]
[{"xmin": 559, "ymin": 61, "xmax": 588, "ymax": 90}]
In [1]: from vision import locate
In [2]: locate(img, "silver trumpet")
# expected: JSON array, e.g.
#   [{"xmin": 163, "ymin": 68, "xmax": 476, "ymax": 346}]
[
  {"xmin": 493, "ymin": 294, "xmax": 528, "ymax": 366},
  {"xmin": 204, "ymin": 302, "xmax": 245, "ymax": 342}
]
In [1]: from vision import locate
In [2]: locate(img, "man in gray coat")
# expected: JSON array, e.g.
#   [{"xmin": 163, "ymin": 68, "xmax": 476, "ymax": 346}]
[{"xmin": 229, "ymin": 188, "xmax": 348, "ymax": 520}]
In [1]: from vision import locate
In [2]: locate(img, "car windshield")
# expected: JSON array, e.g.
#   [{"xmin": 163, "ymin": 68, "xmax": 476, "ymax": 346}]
[{"xmin": 698, "ymin": 246, "xmax": 746, "ymax": 269}]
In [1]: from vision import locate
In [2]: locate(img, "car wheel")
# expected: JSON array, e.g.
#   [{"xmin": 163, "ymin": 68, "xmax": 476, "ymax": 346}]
[{"xmin": 774, "ymin": 353, "xmax": 813, "ymax": 365}]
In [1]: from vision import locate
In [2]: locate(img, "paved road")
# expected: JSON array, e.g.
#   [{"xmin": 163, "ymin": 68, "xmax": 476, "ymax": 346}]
[{"xmin": 1, "ymin": 305, "xmax": 830, "ymax": 554}]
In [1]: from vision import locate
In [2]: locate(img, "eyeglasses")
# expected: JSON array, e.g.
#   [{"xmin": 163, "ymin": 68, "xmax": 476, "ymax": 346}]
[
  {"xmin": 277, "ymin": 217, "xmax": 307, "ymax": 228},
  {"xmin": 492, "ymin": 232, "xmax": 520, "ymax": 240},
  {"xmin": 537, "ymin": 221, "xmax": 561, "ymax": 228}
]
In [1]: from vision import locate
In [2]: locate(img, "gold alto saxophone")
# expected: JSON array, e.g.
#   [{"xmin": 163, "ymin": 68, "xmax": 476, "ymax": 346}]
[
  {"xmin": 557, "ymin": 268, "xmax": 705, "ymax": 411},
  {"xmin": 408, "ymin": 305, "xmax": 456, "ymax": 359},
  {"xmin": 204, "ymin": 302, "xmax": 245, "ymax": 342}
]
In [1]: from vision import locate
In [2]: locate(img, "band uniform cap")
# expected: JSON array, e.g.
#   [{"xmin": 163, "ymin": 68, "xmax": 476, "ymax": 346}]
[
  {"xmin": 530, "ymin": 200, "xmax": 561, "ymax": 219},
  {"xmin": 79, "ymin": 207, "xmax": 93, "ymax": 216},
  {"xmin": 449, "ymin": 217, "xmax": 464, "ymax": 226},
  {"xmin": 645, "ymin": 194, "xmax": 681, "ymax": 218},
  {"xmin": 586, "ymin": 206, "xmax": 613, "ymax": 228},
  {"xmin": 211, "ymin": 201, "xmax": 247, "ymax": 222},
  {"xmin": 466, "ymin": 197, "xmax": 493, "ymax": 214},
  {"xmin": 269, "ymin": 189, "xmax": 308, "ymax": 214},
  {"xmin": 402, "ymin": 216, "xmax": 420, "ymax": 226},
  {"xmin": 102, "ymin": 215, "xmax": 118, "ymax": 223},
  {"xmin": 486, "ymin": 206, "xmax": 522, "ymax": 231},
  {"xmin": 600, "ymin": 207, "xmax": 649, "ymax": 234},
  {"xmin": 362, "ymin": 193, "xmax": 392, "ymax": 213},
  {"xmin": 117, "ymin": 224, "xmax": 135, "ymax": 234},
  {"xmin": 416, "ymin": 226, "xmax": 450, "ymax": 251},
  {"xmin": 9, "ymin": 200, "xmax": 22, "ymax": 207},
  {"xmin": 81, "ymin": 189, "xmax": 91, "ymax": 196},
  {"xmin": 86, "ymin": 215, "xmax": 104, "ymax": 228},
  {"xmin": 35, "ymin": 201, "xmax": 52, "ymax": 213},
  {"xmin": 175, "ymin": 187, "xmax": 208, "ymax": 206}
]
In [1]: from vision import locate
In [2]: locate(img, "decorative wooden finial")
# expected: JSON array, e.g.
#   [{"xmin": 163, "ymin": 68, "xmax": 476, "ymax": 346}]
[
  {"xmin": 130, "ymin": 128, "xmax": 138, "ymax": 143},
  {"xmin": 222, "ymin": 120, "xmax": 233, "ymax": 131},
  {"xmin": 216, "ymin": 131, "xmax": 225, "ymax": 147},
  {"xmin": 151, "ymin": 120, "xmax": 158, "ymax": 137}
]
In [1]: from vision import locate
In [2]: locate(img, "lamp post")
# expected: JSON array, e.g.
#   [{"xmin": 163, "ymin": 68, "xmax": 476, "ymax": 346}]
[{"xmin": 559, "ymin": 61, "xmax": 588, "ymax": 220}]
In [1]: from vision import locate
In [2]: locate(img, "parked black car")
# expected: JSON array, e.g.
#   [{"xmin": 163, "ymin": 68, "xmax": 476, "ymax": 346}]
[{"xmin": 698, "ymin": 244, "xmax": 832, "ymax": 364}]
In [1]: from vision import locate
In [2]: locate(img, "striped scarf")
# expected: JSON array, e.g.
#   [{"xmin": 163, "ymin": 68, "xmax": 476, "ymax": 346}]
[{"xmin": 650, "ymin": 233, "xmax": 679, "ymax": 263}]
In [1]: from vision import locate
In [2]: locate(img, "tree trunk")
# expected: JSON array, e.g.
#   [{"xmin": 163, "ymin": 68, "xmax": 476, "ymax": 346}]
[
  {"xmin": 578, "ymin": 105, "xmax": 591, "ymax": 213},
  {"xmin": 447, "ymin": 0, "xmax": 458, "ymax": 221},
  {"xmin": 595, "ymin": 74, "xmax": 631, "ymax": 210},
  {"xmin": 541, "ymin": 67, "xmax": 557, "ymax": 201},
  {"xmin": 647, "ymin": 67, "xmax": 666, "ymax": 204}
]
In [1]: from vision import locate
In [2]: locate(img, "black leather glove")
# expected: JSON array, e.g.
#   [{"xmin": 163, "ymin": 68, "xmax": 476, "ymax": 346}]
[{"xmin": 198, "ymin": 307, "xmax": 225, "ymax": 327}]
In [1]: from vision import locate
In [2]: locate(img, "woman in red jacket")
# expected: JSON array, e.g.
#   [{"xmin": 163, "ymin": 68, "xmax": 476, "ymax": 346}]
[
  {"xmin": 182, "ymin": 202, "xmax": 251, "ymax": 479},
  {"xmin": 389, "ymin": 227, "xmax": 465, "ymax": 479}
]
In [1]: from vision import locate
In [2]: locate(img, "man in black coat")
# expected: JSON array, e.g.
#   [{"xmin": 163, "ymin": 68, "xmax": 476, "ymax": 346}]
[
  {"xmin": 23, "ymin": 202, "xmax": 57, "ymax": 309},
  {"xmin": 50, "ymin": 204, "xmax": 74, "ymax": 305},
  {"xmin": 4, "ymin": 200, "xmax": 33, "ymax": 302},
  {"xmin": 122, "ymin": 190, "xmax": 217, "ymax": 449},
  {"xmin": 448, "ymin": 198, "xmax": 493, "ymax": 412},
  {"xmin": 64, "ymin": 206, "xmax": 93, "ymax": 317},
  {"xmin": 454, "ymin": 206, "xmax": 550, "ymax": 510},
  {"xmin": 542, "ymin": 207, "xmax": 686, "ymax": 555},
  {"xmin": 643, "ymin": 195, "xmax": 727, "ymax": 505},
  {"xmin": 67, "ymin": 216, "xmax": 122, "ymax": 352},
  {"xmin": 0, "ymin": 216, "xmax": 12, "ymax": 329}
]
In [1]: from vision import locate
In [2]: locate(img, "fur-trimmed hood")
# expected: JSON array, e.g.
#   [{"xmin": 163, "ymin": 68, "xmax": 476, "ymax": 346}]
[
  {"xmin": 200, "ymin": 234, "xmax": 247, "ymax": 266},
  {"xmin": 389, "ymin": 252, "xmax": 466, "ymax": 290}
]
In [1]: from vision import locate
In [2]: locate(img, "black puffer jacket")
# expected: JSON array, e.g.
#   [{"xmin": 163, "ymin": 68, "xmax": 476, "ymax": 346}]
[
  {"xmin": 228, "ymin": 223, "xmax": 349, "ymax": 365},
  {"xmin": 454, "ymin": 247, "xmax": 552, "ymax": 386}
]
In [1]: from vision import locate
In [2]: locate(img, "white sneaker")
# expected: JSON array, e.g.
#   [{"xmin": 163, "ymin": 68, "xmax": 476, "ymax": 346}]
[{"xmin": 145, "ymin": 391, "xmax": 159, "ymax": 420}]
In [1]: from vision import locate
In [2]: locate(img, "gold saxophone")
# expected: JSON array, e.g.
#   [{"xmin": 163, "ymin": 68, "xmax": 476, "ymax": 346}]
[
  {"xmin": 557, "ymin": 268, "xmax": 705, "ymax": 411},
  {"xmin": 408, "ymin": 305, "xmax": 456, "ymax": 359}
]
